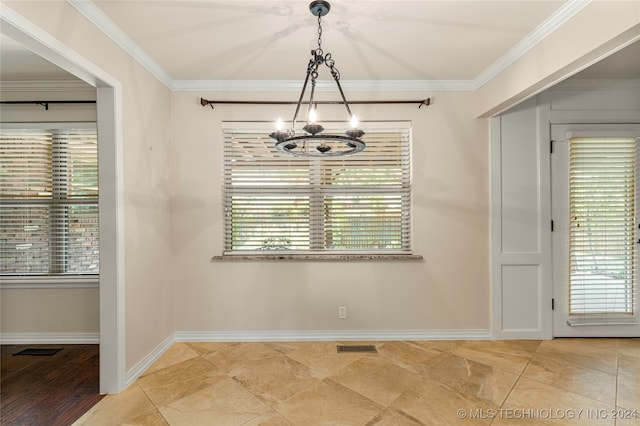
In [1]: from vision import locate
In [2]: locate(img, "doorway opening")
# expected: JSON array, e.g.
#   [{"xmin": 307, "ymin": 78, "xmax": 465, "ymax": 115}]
[{"xmin": 1, "ymin": 7, "xmax": 125, "ymax": 392}]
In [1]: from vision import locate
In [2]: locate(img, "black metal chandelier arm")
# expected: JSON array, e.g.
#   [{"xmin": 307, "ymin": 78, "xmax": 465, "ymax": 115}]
[
  {"xmin": 291, "ymin": 60, "xmax": 316, "ymax": 130},
  {"xmin": 324, "ymin": 53, "xmax": 335, "ymax": 71},
  {"xmin": 307, "ymin": 72, "xmax": 318, "ymax": 116},
  {"xmin": 327, "ymin": 63, "xmax": 353, "ymax": 117}
]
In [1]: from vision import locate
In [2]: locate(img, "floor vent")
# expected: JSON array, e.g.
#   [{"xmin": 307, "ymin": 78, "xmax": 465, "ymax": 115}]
[
  {"xmin": 337, "ymin": 345, "xmax": 377, "ymax": 353},
  {"xmin": 13, "ymin": 348, "xmax": 63, "ymax": 356}
]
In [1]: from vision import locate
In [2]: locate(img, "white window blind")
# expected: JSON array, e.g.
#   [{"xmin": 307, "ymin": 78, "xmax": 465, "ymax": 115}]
[
  {"xmin": 223, "ymin": 122, "xmax": 411, "ymax": 254},
  {"xmin": 569, "ymin": 137, "xmax": 637, "ymax": 320},
  {"xmin": 0, "ymin": 127, "xmax": 99, "ymax": 275}
]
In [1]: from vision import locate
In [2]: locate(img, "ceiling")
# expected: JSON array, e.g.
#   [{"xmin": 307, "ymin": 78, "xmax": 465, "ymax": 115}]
[
  {"xmin": 89, "ymin": 0, "xmax": 566, "ymax": 81},
  {"xmin": 0, "ymin": 33, "xmax": 80, "ymax": 81},
  {"xmin": 1, "ymin": 0, "xmax": 639, "ymax": 85}
]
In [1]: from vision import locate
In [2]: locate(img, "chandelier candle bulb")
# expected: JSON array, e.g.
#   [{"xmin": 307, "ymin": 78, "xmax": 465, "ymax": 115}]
[
  {"xmin": 308, "ymin": 108, "xmax": 317, "ymax": 124},
  {"xmin": 351, "ymin": 115, "xmax": 359, "ymax": 128},
  {"xmin": 276, "ymin": 117, "xmax": 284, "ymax": 131}
]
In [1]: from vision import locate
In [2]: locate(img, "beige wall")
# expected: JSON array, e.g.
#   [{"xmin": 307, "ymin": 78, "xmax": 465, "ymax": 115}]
[
  {"xmin": 2, "ymin": 0, "xmax": 174, "ymax": 370},
  {"xmin": 0, "ymin": 288, "xmax": 99, "ymax": 333},
  {"xmin": 170, "ymin": 91, "xmax": 490, "ymax": 333}
]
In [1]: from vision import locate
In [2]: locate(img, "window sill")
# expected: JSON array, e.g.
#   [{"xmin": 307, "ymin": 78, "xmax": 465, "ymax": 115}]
[
  {"xmin": 0, "ymin": 275, "xmax": 99, "ymax": 289},
  {"xmin": 211, "ymin": 254, "xmax": 424, "ymax": 262}
]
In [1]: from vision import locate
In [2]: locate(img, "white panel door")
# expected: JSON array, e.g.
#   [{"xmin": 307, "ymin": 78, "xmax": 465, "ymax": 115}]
[{"xmin": 551, "ymin": 124, "xmax": 640, "ymax": 337}]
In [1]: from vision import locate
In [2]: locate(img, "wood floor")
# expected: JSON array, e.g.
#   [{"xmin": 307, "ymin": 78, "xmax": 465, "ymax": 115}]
[{"xmin": 1, "ymin": 344, "xmax": 103, "ymax": 426}]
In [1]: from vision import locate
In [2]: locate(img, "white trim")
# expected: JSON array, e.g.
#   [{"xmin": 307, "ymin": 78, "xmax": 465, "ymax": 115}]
[
  {"xmin": 489, "ymin": 116, "xmax": 501, "ymax": 339},
  {"xmin": 0, "ymin": 122, "xmax": 97, "ymax": 129},
  {"xmin": 125, "ymin": 333, "xmax": 174, "ymax": 387},
  {"xmin": 538, "ymin": 103, "xmax": 554, "ymax": 340},
  {"xmin": 0, "ymin": 332, "xmax": 100, "ymax": 344},
  {"xmin": 67, "ymin": 0, "xmax": 173, "ymax": 89},
  {"xmin": 173, "ymin": 80, "xmax": 305, "ymax": 92},
  {"xmin": 0, "ymin": 80, "xmax": 95, "ymax": 92},
  {"xmin": 172, "ymin": 79, "xmax": 476, "ymax": 92},
  {"xmin": 567, "ymin": 319, "xmax": 639, "ymax": 326},
  {"xmin": 564, "ymin": 130, "xmax": 640, "ymax": 139},
  {"xmin": 474, "ymin": 0, "xmax": 592, "ymax": 89},
  {"xmin": 175, "ymin": 329, "xmax": 491, "ymax": 342},
  {"xmin": 498, "ymin": 330, "xmax": 546, "ymax": 340},
  {"xmin": 0, "ymin": 276, "xmax": 98, "ymax": 289},
  {"xmin": 337, "ymin": 80, "xmax": 476, "ymax": 92},
  {"xmin": 96, "ymin": 84, "xmax": 127, "ymax": 394},
  {"xmin": 549, "ymin": 111, "xmax": 640, "ymax": 125}
]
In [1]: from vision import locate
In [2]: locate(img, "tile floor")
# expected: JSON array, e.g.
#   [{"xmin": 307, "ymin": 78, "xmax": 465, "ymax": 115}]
[{"xmin": 74, "ymin": 338, "xmax": 640, "ymax": 426}]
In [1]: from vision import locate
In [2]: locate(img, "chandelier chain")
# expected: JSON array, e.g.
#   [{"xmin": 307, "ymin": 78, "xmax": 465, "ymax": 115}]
[{"xmin": 317, "ymin": 13, "xmax": 323, "ymax": 51}]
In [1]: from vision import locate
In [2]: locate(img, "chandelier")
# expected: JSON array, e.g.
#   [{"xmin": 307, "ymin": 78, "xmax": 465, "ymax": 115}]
[{"xmin": 269, "ymin": 0, "xmax": 365, "ymax": 157}]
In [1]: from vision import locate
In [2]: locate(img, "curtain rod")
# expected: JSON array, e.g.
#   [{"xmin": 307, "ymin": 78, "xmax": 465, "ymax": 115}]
[
  {"xmin": 200, "ymin": 97, "xmax": 431, "ymax": 109},
  {"xmin": 0, "ymin": 100, "xmax": 96, "ymax": 111}
]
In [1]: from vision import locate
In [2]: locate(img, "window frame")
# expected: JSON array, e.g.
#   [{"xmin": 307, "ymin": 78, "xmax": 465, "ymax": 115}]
[
  {"xmin": 221, "ymin": 121, "xmax": 415, "ymax": 258},
  {"xmin": 0, "ymin": 122, "xmax": 99, "ymax": 283}
]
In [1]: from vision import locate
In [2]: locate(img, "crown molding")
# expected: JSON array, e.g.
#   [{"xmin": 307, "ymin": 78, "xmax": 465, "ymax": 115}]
[
  {"xmin": 474, "ymin": 0, "xmax": 592, "ymax": 89},
  {"xmin": 172, "ymin": 80, "xmax": 304, "ymax": 92},
  {"xmin": 67, "ymin": 0, "xmax": 590, "ymax": 93},
  {"xmin": 172, "ymin": 79, "xmax": 476, "ymax": 92},
  {"xmin": 67, "ymin": 0, "xmax": 173, "ymax": 89},
  {"xmin": 0, "ymin": 80, "xmax": 95, "ymax": 92}
]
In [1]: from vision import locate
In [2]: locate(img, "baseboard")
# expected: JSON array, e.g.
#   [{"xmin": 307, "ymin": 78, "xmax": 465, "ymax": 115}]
[
  {"xmin": 0, "ymin": 332, "xmax": 100, "ymax": 344},
  {"xmin": 496, "ymin": 330, "xmax": 545, "ymax": 340},
  {"xmin": 175, "ymin": 329, "xmax": 492, "ymax": 342},
  {"xmin": 125, "ymin": 333, "xmax": 175, "ymax": 387}
]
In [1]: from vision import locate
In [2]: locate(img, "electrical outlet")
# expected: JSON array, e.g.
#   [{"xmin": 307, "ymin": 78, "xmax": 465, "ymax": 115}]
[{"xmin": 338, "ymin": 305, "xmax": 347, "ymax": 319}]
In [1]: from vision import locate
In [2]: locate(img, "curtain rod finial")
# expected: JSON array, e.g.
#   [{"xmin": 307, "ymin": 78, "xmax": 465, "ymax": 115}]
[{"xmin": 200, "ymin": 97, "xmax": 214, "ymax": 109}]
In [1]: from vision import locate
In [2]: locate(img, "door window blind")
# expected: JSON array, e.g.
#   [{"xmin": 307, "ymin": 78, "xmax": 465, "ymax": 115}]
[
  {"xmin": 223, "ymin": 123, "xmax": 411, "ymax": 253},
  {"xmin": 0, "ymin": 128, "xmax": 99, "ymax": 275},
  {"xmin": 568, "ymin": 137, "xmax": 637, "ymax": 320}
]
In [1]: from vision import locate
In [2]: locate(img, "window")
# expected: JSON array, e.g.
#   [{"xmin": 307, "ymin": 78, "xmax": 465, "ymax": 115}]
[
  {"xmin": 0, "ymin": 125, "xmax": 99, "ymax": 276},
  {"xmin": 568, "ymin": 136, "xmax": 637, "ymax": 319},
  {"xmin": 223, "ymin": 122, "xmax": 411, "ymax": 255}
]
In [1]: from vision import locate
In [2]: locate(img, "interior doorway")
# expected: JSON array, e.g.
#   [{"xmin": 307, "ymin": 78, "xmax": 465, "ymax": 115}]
[{"xmin": 1, "ymin": 6, "xmax": 125, "ymax": 392}]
